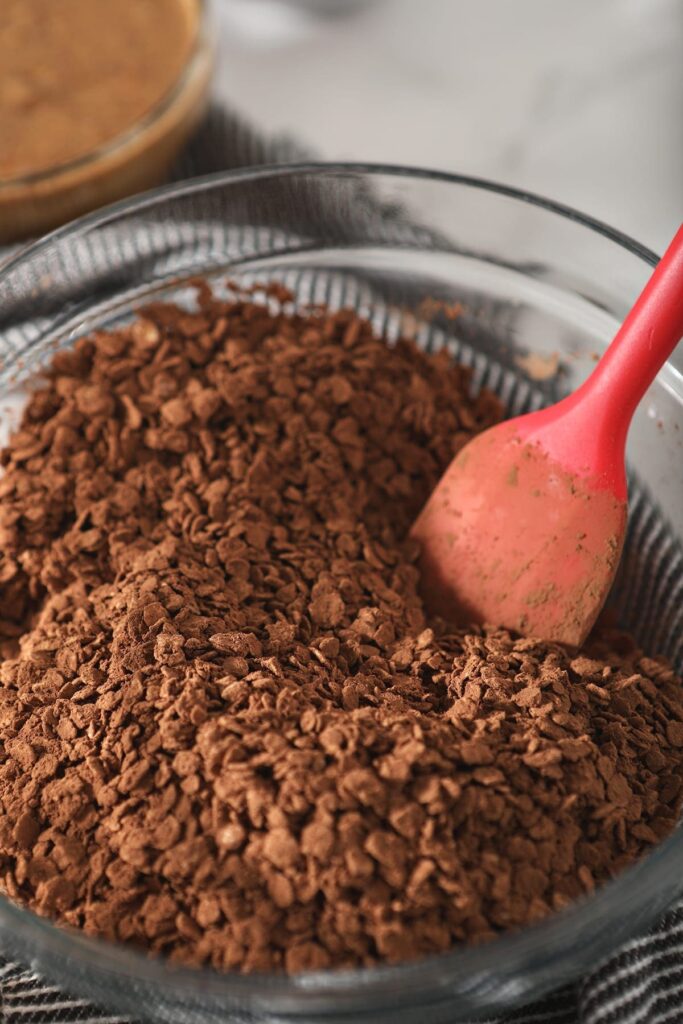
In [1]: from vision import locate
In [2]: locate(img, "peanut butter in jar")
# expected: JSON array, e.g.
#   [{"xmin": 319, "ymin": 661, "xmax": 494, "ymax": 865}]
[{"xmin": 0, "ymin": 0, "xmax": 212, "ymax": 243}]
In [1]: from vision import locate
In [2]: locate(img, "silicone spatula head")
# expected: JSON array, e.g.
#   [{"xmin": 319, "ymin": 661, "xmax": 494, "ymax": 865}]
[{"xmin": 412, "ymin": 224, "xmax": 683, "ymax": 646}]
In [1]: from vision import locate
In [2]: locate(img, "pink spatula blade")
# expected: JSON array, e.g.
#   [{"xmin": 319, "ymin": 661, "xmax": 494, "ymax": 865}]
[{"xmin": 412, "ymin": 224, "xmax": 683, "ymax": 645}]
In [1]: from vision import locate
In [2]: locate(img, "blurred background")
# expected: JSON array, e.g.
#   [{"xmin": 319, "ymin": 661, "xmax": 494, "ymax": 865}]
[
  {"xmin": 215, "ymin": 0, "xmax": 682, "ymax": 251},
  {"xmin": 1, "ymin": 0, "xmax": 681, "ymax": 250}
]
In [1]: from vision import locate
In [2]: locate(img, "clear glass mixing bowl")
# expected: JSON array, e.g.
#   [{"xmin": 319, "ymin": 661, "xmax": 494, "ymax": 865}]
[{"xmin": 0, "ymin": 165, "xmax": 682, "ymax": 1023}]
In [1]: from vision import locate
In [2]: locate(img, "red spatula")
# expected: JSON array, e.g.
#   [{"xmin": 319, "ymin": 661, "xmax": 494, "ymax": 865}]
[{"xmin": 412, "ymin": 223, "xmax": 683, "ymax": 646}]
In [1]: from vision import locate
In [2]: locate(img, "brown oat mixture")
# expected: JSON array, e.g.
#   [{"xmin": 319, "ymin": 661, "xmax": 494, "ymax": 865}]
[{"xmin": 0, "ymin": 285, "xmax": 682, "ymax": 973}]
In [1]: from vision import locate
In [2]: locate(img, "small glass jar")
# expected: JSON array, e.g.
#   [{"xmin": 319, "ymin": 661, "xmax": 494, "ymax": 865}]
[{"xmin": 0, "ymin": 0, "xmax": 212, "ymax": 244}]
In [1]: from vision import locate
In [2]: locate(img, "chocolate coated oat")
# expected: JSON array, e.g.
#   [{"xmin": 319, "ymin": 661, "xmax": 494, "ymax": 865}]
[{"xmin": 0, "ymin": 285, "xmax": 682, "ymax": 972}]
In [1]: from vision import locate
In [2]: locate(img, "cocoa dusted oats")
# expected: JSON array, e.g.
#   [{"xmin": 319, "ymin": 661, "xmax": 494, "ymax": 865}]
[{"xmin": 1, "ymin": 284, "xmax": 683, "ymax": 973}]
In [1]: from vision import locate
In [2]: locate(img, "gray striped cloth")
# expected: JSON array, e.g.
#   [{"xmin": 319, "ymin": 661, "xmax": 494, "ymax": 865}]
[{"xmin": 1, "ymin": 105, "xmax": 683, "ymax": 1024}]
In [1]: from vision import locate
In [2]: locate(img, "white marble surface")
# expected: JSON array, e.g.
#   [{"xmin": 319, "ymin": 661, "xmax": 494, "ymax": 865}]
[{"xmin": 215, "ymin": 0, "xmax": 683, "ymax": 253}]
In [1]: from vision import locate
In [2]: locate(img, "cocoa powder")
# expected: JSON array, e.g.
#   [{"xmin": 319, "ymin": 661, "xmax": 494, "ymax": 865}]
[{"xmin": 1, "ymin": 285, "xmax": 682, "ymax": 972}]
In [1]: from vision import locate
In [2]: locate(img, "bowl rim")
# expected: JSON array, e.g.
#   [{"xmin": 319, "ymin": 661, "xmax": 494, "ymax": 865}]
[
  {"xmin": 0, "ymin": 162, "xmax": 680, "ymax": 1011},
  {"xmin": 0, "ymin": 0, "xmax": 211, "ymax": 193},
  {"xmin": 0, "ymin": 160, "xmax": 661, "ymax": 272}
]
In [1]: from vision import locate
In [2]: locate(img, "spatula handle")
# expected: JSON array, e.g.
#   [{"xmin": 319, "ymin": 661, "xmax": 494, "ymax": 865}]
[{"xmin": 583, "ymin": 223, "xmax": 683, "ymax": 424}]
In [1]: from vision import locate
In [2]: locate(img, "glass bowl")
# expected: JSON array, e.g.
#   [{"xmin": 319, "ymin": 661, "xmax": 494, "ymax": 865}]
[
  {"xmin": 0, "ymin": 0, "xmax": 212, "ymax": 244},
  {"xmin": 0, "ymin": 164, "xmax": 682, "ymax": 1023}
]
